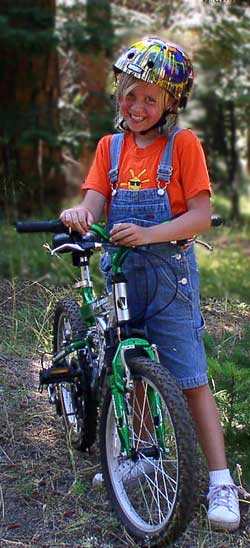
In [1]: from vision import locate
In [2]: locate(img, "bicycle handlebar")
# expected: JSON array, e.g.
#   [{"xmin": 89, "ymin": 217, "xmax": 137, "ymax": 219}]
[
  {"xmin": 16, "ymin": 215, "xmax": 224, "ymax": 236},
  {"xmin": 210, "ymin": 215, "xmax": 224, "ymax": 227},
  {"xmin": 16, "ymin": 219, "xmax": 66, "ymax": 234}
]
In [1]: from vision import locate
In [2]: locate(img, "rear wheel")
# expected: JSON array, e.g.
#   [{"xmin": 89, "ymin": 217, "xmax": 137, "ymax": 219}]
[
  {"xmin": 53, "ymin": 298, "xmax": 98, "ymax": 451},
  {"xmin": 99, "ymin": 356, "xmax": 197, "ymax": 546}
]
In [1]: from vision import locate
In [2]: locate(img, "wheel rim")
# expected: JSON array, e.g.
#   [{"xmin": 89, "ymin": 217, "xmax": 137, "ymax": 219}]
[{"xmin": 105, "ymin": 376, "xmax": 179, "ymax": 533}]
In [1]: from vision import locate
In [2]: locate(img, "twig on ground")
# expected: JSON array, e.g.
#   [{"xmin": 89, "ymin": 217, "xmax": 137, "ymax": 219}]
[{"xmin": 0, "ymin": 445, "xmax": 14, "ymax": 465}]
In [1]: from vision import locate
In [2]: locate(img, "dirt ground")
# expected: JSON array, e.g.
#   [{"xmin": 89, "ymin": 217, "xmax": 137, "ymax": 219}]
[{"xmin": 0, "ymin": 282, "xmax": 250, "ymax": 548}]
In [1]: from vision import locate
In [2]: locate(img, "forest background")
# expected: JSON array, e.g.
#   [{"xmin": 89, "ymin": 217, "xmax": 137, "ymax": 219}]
[{"xmin": 0, "ymin": 1, "xmax": 250, "ymax": 548}]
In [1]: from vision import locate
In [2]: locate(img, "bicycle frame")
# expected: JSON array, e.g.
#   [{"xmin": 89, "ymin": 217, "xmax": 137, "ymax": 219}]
[{"xmin": 50, "ymin": 222, "xmax": 167, "ymax": 457}]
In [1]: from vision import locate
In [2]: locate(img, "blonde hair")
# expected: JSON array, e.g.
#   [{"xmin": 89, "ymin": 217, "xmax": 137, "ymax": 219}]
[{"xmin": 114, "ymin": 73, "xmax": 178, "ymax": 133}]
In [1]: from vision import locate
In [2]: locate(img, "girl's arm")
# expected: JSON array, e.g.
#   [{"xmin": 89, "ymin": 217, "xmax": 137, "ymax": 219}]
[
  {"xmin": 60, "ymin": 190, "xmax": 106, "ymax": 234},
  {"xmin": 110, "ymin": 191, "xmax": 211, "ymax": 246}
]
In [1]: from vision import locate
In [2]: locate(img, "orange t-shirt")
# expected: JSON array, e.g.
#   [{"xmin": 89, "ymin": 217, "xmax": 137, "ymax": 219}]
[{"xmin": 82, "ymin": 129, "xmax": 211, "ymax": 217}]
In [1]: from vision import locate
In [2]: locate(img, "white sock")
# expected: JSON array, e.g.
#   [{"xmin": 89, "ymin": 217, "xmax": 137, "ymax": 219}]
[{"xmin": 209, "ymin": 468, "xmax": 234, "ymax": 486}]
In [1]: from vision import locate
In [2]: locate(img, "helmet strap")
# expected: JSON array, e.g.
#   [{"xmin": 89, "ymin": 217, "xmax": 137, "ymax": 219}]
[
  {"xmin": 139, "ymin": 107, "xmax": 175, "ymax": 135},
  {"xmin": 139, "ymin": 111, "xmax": 167, "ymax": 135}
]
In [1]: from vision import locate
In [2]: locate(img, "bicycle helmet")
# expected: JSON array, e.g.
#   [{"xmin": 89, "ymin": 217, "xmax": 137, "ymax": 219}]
[{"xmin": 114, "ymin": 37, "xmax": 194, "ymax": 108}]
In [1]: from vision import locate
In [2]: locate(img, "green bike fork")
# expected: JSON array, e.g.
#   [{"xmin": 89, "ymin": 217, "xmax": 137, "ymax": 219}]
[
  {"xmin": 147, "ymin": 386, "xmax": 166, "ymax": 453},
  {"xmin": 109, "ymin": 339, "xmax": 167, "ymax": 457}
]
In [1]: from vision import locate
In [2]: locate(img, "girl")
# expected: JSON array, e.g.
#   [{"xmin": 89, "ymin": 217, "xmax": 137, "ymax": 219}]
[{"xmin": 60, "ymin": 37, "xmax": 240, "ymax": 531}]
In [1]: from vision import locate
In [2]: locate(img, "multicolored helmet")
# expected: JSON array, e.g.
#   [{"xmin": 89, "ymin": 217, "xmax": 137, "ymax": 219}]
[{"xmin": 114, "ymin": 37, "xmax": 194, "ymax": 108}]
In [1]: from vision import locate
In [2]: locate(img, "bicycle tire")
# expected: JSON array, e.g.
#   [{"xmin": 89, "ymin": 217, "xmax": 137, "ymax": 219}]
[
  {"xmin": 53, "ymin": 298, "xmax": 98, "ymax": 451},
  {"xmin": 99, "ymin": 356, "xmax": 197, "ymax": 546}
]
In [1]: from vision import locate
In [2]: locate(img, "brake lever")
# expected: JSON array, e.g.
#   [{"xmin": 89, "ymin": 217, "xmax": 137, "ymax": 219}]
[
  {"xmin": 194, "ymin": 239, "xmax": 213, "ymax": 251},
  {"xmin": 51, "ymin": 242, "xmax": 102, "ymax": 255}
]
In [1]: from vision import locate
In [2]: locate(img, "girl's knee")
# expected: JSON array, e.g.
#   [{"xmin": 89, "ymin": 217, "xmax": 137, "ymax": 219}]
[{"xmin": 183, "ymin": 383, "xmax": 210, "ymax": 400}]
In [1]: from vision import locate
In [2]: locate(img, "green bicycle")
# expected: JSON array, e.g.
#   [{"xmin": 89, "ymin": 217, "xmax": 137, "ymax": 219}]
[{"xmin": 16, "ymin": 217, "xmax": 221, "ymax": 546}]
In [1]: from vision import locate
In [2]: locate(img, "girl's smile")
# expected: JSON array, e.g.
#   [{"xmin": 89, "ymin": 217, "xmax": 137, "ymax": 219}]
[{"xmin": 119, "ymin": 81, "xmax": 165, "ymax": 138}]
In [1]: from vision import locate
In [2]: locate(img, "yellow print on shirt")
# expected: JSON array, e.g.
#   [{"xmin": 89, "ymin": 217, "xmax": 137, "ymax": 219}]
[{"xmin": 120, "ymin": 168, "xmax": 150, "ymax": 191}]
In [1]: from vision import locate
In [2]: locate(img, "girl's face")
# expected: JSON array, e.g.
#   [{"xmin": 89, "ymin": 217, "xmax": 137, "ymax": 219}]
[{"xmin": 119, "ymin": 80, "xmax": 166, "ymax": 137}]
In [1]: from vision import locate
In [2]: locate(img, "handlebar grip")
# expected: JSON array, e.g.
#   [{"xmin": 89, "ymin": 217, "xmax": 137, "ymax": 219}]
[
  {"xmin": 211, "ymin": 215, "xmax": 224, "ymax": 227},
  {"xmin": 16, "ymin": 219, "xmax": 67, "ymax": 234}
]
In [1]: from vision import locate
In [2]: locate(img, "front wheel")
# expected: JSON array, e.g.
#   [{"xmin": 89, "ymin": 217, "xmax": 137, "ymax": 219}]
[{"xmin": 99, "ymin": 357, "xmax": 197, "ymax": 547}]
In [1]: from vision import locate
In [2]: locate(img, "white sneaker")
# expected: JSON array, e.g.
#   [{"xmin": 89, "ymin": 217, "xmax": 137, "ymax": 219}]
[
  {"xmin": 92, "ymin": 457, "xmax": 157, "ymax": 487},
  {"xmin": 117, "ymin": 456, "xmax": 156, "ymax": 484},
  {"xmin": 207, "ymin": 484, "xmax": 240, "ymax": 531}
]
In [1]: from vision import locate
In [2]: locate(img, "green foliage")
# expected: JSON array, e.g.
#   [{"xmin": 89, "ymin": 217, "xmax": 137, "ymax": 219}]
[
  {"xmin": 172, "ymin": 2, "xmax": 250, "ymax": 216},
  {"xmin": 59, "ymin": 0, "xmax": 114, "ymax": 55},
  {"xmin": 192, "ymin": 92, "xmax": 229, "ymax": 190},
  {"xmin": 69, "ymin": 478, "xmax": 88, "ymax": 497},
  {"xmin": 56, "ymin": 0, "xmax": 116, "ymax": 156},
  {"xmin": 0, "ymin": 4, "xmax": 57, "ymax": 52},
  {"xmin": 195, "ymin": 5, "xmax": 250, "ymax": 202},
  {"xmin": 205, "ymin": 325, "xmax": 250, "ymax": 478},
  {"xmin": 0, "ymin": 121, "xmax": 60, "ymax": 148},
  {"xmin": 199, "ymin": 5, "xmax": 250, "ymax": 105}
]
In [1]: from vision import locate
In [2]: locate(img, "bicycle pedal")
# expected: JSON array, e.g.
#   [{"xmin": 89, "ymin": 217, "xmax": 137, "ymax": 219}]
[
  {"xmin": 39, "ymin": 365, "xmax": 82, "ymax": 387},
  {"xmin": 55, "ymin": 398, "xmax": 62, "ymax": 416},
  {"xmin": 47, "ymin": 386, "xmax": 62, "ymax": 415},
  {"xmin": 48, "ymin": 384, "xmax": 57, "ymax": 404}
]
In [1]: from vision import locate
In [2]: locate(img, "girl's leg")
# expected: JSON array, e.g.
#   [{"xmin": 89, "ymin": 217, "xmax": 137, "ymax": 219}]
[
  {"xmin": 183, "ymin": 383, "xmax": 227, "ymax": 470},
  {"xmin": 183, "ymin": 383, "xmax": 240, "ymax": 531}
]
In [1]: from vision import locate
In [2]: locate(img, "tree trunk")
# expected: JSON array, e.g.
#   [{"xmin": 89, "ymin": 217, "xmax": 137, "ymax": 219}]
[
  {"xmin": 246, "ymin": 126, "xmax": 250, "ymax": 177},
  {"xmin": 227, "ymin": 100, "xmax": 240, "ymax": 221},
  {"xmin": 0, "ymin": 0, "xmax": 65, "ymax": 217},
  {"xmin": 77, "ymin": 0, "xmax": 114, "ymax": 174}
]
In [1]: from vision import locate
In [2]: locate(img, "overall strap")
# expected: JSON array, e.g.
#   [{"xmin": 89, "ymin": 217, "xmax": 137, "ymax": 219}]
[
  {"xmin": 157, "ymin": 127, "xmax": 183, "ymax": 184},
  {"xmin": 108, "ymin": 128, "xmax": 184, "ymax": 194},
  {"xmin": 108, "ymin": 133, "xmax": 125, "ymax": 186}
]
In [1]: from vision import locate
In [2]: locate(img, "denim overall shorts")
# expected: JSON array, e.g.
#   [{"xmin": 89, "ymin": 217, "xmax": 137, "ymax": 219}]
[{"xmin": 101, "ymin": 129, "xmax": 208, "ymax": 390}]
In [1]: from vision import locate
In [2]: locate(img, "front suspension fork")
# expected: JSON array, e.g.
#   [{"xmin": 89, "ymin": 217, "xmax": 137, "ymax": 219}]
[{"xmin": 109, "ymin": 340, "xmax": 166, "ymax": 457}]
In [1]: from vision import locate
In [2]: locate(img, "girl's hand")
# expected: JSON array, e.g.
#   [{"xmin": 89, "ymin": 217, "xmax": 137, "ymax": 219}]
[
  {"xmin": 60, "ymin": 206, "xmax": 94, "ymax": 234},
  {"xmin": 110, "ymin": 223, "xmax": 149, "ymax": 246}
]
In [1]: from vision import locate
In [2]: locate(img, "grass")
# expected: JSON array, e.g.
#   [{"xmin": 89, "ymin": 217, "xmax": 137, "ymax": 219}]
[
  {"xmin": 198, "ymin": 222, "xmax": 250, "ymax": 302},
  {"xmin": 0, "ymin": 280, "xmax": 56, "ymax": 355},
  {"xmin": 0, "ymin": 330, "xmax": 250, "ymax": 548},
  {"xmin": 196, "ymin": 193, "xmax": 250, "ymax": 302}
]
